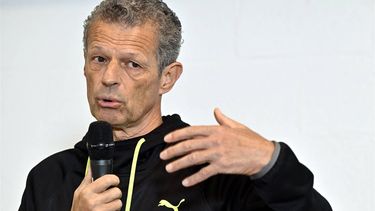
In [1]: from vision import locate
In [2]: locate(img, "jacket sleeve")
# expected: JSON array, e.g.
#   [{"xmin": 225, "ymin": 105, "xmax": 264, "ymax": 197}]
[
  {"xmin": 19, "ymin": 169, "xmax": 36, "ymax": 211},
  {"xmin": 18, "ymin": 150, "xmax": 83, "ymax": 211},
  {"xmin": 252, "ymin": 142, "xmax": 332, "ymax": 211}
]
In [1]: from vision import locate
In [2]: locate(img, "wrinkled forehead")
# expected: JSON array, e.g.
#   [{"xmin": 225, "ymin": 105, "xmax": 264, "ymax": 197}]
[
  {"xmin": 87, "ymin": 19, "xmax": 160, "ymax": 46},
  {"xmin": 90, "ymin": 21, "xmax": 156, "ymax": 40}
]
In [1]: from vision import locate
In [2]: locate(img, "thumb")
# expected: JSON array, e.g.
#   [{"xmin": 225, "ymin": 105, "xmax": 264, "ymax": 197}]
[
  {"xmin": 71, "ymin": 158, "xmax": 93, "ymax": 211},
  {"xmin": 214, "ymin": 108, "xmax": 242, "ymax": 128}
]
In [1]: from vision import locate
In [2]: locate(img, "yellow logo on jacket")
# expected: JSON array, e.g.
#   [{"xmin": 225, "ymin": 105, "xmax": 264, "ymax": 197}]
[{"xmin": 158, "ymin": 199, "xmax": 185, "ymax": 211}]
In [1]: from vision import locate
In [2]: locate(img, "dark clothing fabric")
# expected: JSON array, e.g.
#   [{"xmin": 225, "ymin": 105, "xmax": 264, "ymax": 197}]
[{"xmin": 19, "ymin": 114, "xmax": 332, "ymax": 211}]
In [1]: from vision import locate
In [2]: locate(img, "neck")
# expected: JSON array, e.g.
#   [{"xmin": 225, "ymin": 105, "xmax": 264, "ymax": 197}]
[{"xmin": 112, "ymin": 111, "xmax": 163, "ymax": 141}]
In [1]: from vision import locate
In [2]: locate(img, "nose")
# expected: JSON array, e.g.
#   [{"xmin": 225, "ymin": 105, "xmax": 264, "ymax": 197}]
[{"xmin": 102, "ymin": 60, "xmax": 121, "ymax": 87}]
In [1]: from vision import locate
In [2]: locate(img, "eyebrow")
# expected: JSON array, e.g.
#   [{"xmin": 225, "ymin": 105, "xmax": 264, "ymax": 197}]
[
  {"xmin": 90, "ymin": 45, "xmax": 105, "ymax": 51},
  {"xmin": 88, "ymin": 45, "xmax": 150, "ymax": 67}
]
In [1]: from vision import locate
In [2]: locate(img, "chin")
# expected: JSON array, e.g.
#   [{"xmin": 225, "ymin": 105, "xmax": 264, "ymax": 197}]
[
  {"xmin": 98, "ymin": 116, "xmax": 122, "ymax": 125},
  {"xmin": 93, "ymin": 111, "xmax": 123, "ymax": 125}
]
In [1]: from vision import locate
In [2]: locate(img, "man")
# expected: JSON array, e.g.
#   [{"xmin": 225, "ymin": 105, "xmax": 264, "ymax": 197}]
[{"xmin": 20, "ymin": 0, "xmax": 332, "ymax": 210}]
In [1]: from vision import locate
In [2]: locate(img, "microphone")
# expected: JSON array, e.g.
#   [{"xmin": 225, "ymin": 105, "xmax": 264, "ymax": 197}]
[{"xmin": 86, "ymin": 121, "xmax": 115, "ymax": 180}]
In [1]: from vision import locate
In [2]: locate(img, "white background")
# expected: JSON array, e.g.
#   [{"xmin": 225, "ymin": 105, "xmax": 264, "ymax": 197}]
[{"xmin": 1, "ymin": 0, "xmax": 374, "ymax": 210}]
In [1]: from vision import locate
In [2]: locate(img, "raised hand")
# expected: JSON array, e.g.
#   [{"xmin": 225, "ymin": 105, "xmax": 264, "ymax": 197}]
[{"xmin": 160, "ymin": 108, "xmax": 275, "ymax": 187}]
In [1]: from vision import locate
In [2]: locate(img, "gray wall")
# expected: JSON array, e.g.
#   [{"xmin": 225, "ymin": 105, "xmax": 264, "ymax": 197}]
[{"xmin": 1, "ymin": 0, "xmax": 374, "ymax": 210}]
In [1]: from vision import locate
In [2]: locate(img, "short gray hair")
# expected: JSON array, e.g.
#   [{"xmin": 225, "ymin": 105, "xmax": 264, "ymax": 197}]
[{"xmin": 83, "ymin": 0, "xmax": 182, "ymax": 73}]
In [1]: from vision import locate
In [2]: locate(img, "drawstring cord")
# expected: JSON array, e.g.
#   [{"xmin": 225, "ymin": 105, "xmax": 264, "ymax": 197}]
[
  {"xmin": 125, "ymin": 138, "xmax": 145, "ymax": 211},
  {"xmin": 85, "ymin": 138, "xmax": 146, "ymax": 211}
]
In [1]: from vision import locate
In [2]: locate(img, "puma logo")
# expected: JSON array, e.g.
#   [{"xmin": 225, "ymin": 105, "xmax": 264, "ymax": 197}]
[{"xmin": 158, "ymin": 199, "xmax": 185, "ymax": 211}]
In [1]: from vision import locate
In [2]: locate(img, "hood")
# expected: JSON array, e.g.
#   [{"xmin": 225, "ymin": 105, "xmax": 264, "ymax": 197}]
[{"xmin": 74, "ymin": 114, "xmax": 189, "ymax": 175}]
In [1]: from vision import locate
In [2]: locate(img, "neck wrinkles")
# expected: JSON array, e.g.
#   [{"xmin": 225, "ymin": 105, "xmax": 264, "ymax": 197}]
[{"xmin": 112, "ymin": 112, "xmax": 163, "ymax": 141}]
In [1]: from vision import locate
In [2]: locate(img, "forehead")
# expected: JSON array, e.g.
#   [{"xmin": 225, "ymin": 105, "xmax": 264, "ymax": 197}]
[{"xmin": 87, "ymin": 21, "xmax": 159, "ymax": 52}]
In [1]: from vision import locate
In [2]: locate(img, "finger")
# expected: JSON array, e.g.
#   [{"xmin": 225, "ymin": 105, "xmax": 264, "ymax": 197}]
[
  {"xmin": 97, "ymin": 187, "xmax": 122, "ymax": 204},
  {"xmin": 160, "ymin": 137, "xmax": 213, "ymax": 160},
  {"xmin": 165, "ymin": 149, "xmax": 216, "ymax": 173},
  {"xmin": 164, "ymin": 126, "xmax": 216, "ymax": 143},
  {"xmin": 182, "ymin": 165, "xmax": 218, "ymax": 187},
  {"xmin": 214, "ymin": 108, "xmax": 244, "ymax": 128},
  {"xmin": 91, "ymin": 174, "xmax": 120, "ymax": 193},
  {"xmin": 96, "ymin": 199, "xmax": 123, "ymax": 211}
]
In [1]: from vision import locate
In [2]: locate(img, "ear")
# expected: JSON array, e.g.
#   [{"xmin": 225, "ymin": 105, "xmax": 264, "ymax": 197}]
[
  {"xmin": 84, "ymin": 65, "xmax": 87, "ymax": 77},
  {"xmin": 159, "ymin": 62, "xmax": 183, "ymax": 95},
  {"xmin": 83, "ymin": 57, "xmax": 88, "ymax": 77}
]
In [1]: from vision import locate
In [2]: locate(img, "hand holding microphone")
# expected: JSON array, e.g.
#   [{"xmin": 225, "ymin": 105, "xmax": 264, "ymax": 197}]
[{"xmin": 71, "ymin": 121, "xmax": 122, "ymax": 211}]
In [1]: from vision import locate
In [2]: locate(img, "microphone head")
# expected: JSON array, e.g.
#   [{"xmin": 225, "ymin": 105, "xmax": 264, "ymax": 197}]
[{"xmin": 86, "ymin": 121, "xmax": 114, "ymax": 160}]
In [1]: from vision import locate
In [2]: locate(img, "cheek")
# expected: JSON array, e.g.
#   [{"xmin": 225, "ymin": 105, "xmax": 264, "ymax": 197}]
[
  {"xmin": 85, "ymin": 74, "xmax": 98, "ymax": 105},
  {"xmin": 131, "ymin": 79, "xmax": 160, "ymax": 106},
  {"xmin": 85, "ymin": 77, "xmax": 93, "ymax": 96}
]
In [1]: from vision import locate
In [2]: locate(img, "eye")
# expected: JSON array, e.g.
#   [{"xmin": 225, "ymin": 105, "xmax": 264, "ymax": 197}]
[
  {"xmin": 124, "ymin": 61, "xmax": 145, "ymax": 78},
  {"xmin": 93, "ymin": 56, "xmax": 107, "ymax": 63},
  {"xmin": 127, "ymin": 61, "xmax": 141, "ymax": 69}
]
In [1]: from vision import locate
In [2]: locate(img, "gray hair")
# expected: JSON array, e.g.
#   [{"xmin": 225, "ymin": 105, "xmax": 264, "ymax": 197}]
[{"xmin": 83, "ymin": 0, "xmax": 182, "ymax": 73}]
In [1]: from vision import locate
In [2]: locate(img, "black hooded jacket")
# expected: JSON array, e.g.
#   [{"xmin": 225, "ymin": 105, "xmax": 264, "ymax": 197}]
[{"xmin": 19, "ymin": 114, "xmax": 332, "ymax": 211}]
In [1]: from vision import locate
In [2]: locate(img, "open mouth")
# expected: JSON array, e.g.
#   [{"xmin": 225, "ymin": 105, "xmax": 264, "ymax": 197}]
[
  {"xmin": 98, "ymin": 97, "xmax": 122, "ymax": 108},
  {"xmin": 103, "ymin": 99, "xmax": 114, "ymax": 103}
]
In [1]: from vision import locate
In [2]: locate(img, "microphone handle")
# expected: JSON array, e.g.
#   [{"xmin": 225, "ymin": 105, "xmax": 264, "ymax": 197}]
[{"xmin": 90, "ymin": 159, "xmax": 113, "ymax": 180}]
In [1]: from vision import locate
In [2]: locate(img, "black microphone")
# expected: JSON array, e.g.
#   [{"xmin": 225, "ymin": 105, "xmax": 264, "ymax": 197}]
[{"xmin": 86, "ymin": 121, "xmax": 115, "ymax": 180}]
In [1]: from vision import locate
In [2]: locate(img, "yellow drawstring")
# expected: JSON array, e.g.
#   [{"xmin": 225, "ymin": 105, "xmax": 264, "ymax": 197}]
[
  {"xmin": 85, "ymin": 157, "xmax": 91, "ymax": 176},
  {"xmin": 125, "ymin": 138, "xmax": 145, "ymax": 211}
]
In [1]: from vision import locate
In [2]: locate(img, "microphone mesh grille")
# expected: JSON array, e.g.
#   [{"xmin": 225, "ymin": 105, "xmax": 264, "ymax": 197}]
[{"xmin": 86, "ymin": 121, "xmax": 114, "ymax": 160}]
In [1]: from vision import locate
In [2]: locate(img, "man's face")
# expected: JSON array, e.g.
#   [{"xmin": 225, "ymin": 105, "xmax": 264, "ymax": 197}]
[{"xmin": 84, "ymin": 21, "xmax": 163, "ymax": 130}]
